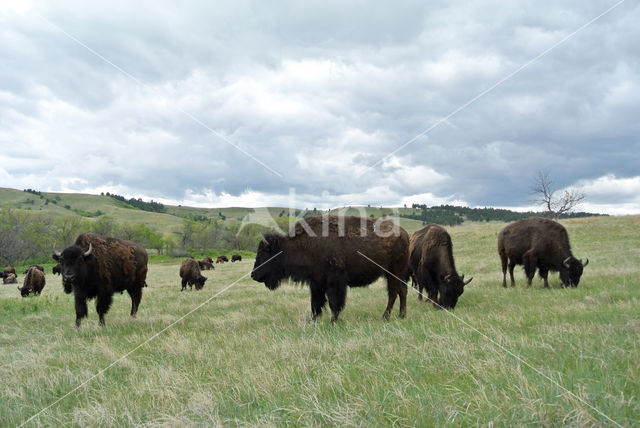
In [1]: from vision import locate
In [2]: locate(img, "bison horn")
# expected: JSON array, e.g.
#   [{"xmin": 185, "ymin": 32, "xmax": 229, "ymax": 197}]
[
  {"xmin": 260, "ymin": 233, "xmax": 268, "ymax": 245},
  {"xmin": 443, "ymin": 274, "xmax": 452, "ymax": 282},
  {"xmin": 463, "ymin": 276, "xmax": 473, "ymax": 286},
  {"xmin": 84, "ymin": 243, "xmax": 93, "ymax": 257},
  {"xmin": 53, "ymin": 250, "xmax": 61, "ymax": 258},
  {"xmin": 563, "ymin": 257, "xmax": 571, "ymax": 268},
  {"xmin": 582, "ymin": 258, "xmax": 589, "ymax": 267}
]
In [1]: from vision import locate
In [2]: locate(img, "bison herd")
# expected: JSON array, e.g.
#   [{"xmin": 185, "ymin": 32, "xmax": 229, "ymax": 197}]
[{"xmin": 2, "ymin": 215, "xmax": 589, "ymax": 326}]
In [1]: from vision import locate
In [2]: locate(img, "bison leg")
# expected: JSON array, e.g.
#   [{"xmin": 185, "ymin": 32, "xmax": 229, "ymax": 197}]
[
  {"xmin": 508, "ymin": 260, "xmax": 516, "ymax": 287},
  {"xmin": 501, "ymin": 255, "xmax": 508, "ymax": 288},
  {"xmin": 181, "ymin": 277, "xmax": 187, "ymax": 291},
  {"xmin": 397, "ymin": 277, "xmax": 407, "ymax": 319},
  {"xmin": 383, "ymin": 275, "xmax": 401, "ymax": 320},
  {"xmin": 310, "ymin": 284, "xmax": 326, "ymax": 321},
  {"xmin": 74, "ymin": 291, "xmax": 88, "ymax": 328},
  {"xmin": 523, "ymin": 251, "xmax": 536, "ymax": 288},
  {"xmin": 128, "ymin": 286, "xmax": 142, "ymax": 317},
  {"xmin": 538, "ymin": 268, "xmax": 550, "ymax": 289},
  {"xmin": 327, "ymin": 277, "xmax": 347, "ymax": 323},
  {"xmin": 96, "ymin": 293, "xmax": 113, "ymax": 326}
]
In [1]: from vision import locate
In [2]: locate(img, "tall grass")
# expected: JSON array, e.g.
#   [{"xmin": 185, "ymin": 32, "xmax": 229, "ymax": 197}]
[{"xmin": 0, "ymin": 216, "xmax": 638, "ymax": 426}]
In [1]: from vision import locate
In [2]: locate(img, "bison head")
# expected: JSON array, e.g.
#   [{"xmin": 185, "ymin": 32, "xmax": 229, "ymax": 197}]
[
  {"xmin": 52, "ymin": 243, "xmax": 93, "ymax": 294},
  {"xmin": 251, "ymin": 233, "xmax": 285, "ymax": 290},
  {"xmin": 195, "ymin": 275, "xmax": 207, "ymax": 290},
  {"xmin": 439, "ymin": 274, "xmax": 473, "ymax": 309},
  {"xmin": 561, "ymin": 256, "xmax": 588, "ymax": 287}
]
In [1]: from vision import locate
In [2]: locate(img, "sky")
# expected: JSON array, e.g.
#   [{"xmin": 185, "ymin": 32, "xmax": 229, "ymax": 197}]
[{"xmin": 1, "ymin": 0, "xmax": 639, "ymax": 214}]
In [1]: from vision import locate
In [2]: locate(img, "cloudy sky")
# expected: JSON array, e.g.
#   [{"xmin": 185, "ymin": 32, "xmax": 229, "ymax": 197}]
[{"xmin": 1, "ymin": 0, "xmax": 639, "ymax": 214}]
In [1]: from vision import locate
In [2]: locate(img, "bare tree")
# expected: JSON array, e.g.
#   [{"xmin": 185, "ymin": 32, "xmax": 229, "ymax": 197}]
[{"xmin": 533, "ymin": 171, "xmax": 586, "ymax": 218}]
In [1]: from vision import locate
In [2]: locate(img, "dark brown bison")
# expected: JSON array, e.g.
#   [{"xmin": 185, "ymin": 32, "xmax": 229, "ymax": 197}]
[
  {"xmin": 198, "ymin": 258, "xmax": 215, "ymax": 270},
  {"xmin": 1, "ymin": 267, "xmax": 16, "ymax": 279},
  {"xmin": 498, "ymin": 217, "xmax": 588, "ymax": 288},
  {"xmin": 53, "ymin": 233, "xmax": 149, "ymax": 327},
  {"xmin": 52, "ymin": 264, "xmax": 61, "ymax": 275},
  {"xmin": 18, "ymin": 266, "xmax": 46, "ymax": 297},
  {"xmin": 231, "ymin": 254, "xmax": 242, "ymax": 262},
  {"xmin": 215, "ymin": 256, "xmax": 229, "ymax": 263},
  {"xmin": 23, "ymin": 265, "xmax": 44, "ymax": 274},
  {"xmin": 180, "ymin": 258, "xmax": 207, "ymax": 291},
  {"xmin": 251, "ymin": 215, "xmax": 410, "ymax": 322},
  {"xmin": 409, "ymin": 224, "xmax": 472, "ymax": 309},
  {"xmin": 3, "ymin": 273, "xmax": 17, "ymax": 284}
]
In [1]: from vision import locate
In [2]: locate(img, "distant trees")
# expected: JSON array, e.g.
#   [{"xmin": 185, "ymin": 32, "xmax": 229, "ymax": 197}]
[{"xmin": 533, "ymin": 171, "xmax": 586, "ymax": 218}]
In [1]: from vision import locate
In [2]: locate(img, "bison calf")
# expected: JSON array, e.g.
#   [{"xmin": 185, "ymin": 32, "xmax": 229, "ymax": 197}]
[
  {"xmin": 498, "ymin": 217, "xmax": 588, "ymax": 288},
  {"xmin": 180, "ymin": 258, "xmax": 207, "ymax": 291},
  {"xmin": 53, "ymin": 233, "xmax": 148, "ymax": 327},
  {"xmin": 18, "ymin": 266, "xmax": 46, "ymax": 297},
  {"xmin": 251, "ymin": 215, "xmax": 410, "ymax": 322},
  {"xmin": 231, "ymin": 254, "xmax": 242, "ymax": 262},
  {"xmin": 409, "ymin": 224, "xmax": 472, "ymax": 309}
]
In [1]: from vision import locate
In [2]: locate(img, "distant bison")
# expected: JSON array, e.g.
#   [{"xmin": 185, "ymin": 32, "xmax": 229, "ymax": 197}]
[
  {"xmin": 216, "ymin": 256, "xmax": 229, "ymax": 263},
  {"xmin": 180, "ymin": 258, "xmax": 207, "ymax": 291},
  {"xmin": 52, "ymin": 264, "xmax": 61, "ymax": 275},
  {"xmin": 198, "ymin": 258, "xmax": 215, "ymax": 270},
  {"xmin": 53, "ymin": 233, "xmax": 149, "ymax": 327},
  {"xmin": 18, "ymin": 266, "xmax": 46, "ymax": 297},
  {"xmin": 1, "ymin": 267, "xmax": 16, "ymax": 279},
  {"xmin": 498, "ymin": 217, "xmax": 588, "ymax": 288},
  {"xmin": 251, "ymin": 215, "xmax": 410, "ymax": 322},
  {"xmin": 23, "ymin": 265, "xmax": 44, "ymax": 275},
  {"xmin": 3, "ymin": 273, "xmax": 17, "ymax": 284},
  {"xmin": 409, "ymin": 224, "xmax": 472, "ymax": 309},
  {"xmin": 231, "ymin": 254, "xmax": 242, "ymax": 262}
]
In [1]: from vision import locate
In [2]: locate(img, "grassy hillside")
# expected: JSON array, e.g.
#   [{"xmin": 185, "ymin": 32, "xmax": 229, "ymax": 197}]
[{"xmin": 1, "ymin": 215, "xmax": 638, "ymax": 425}]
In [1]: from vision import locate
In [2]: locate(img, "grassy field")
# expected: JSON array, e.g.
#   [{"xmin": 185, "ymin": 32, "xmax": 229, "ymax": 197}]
[{"xmin": 0, "ymin": 215, "xmax": 638, "ymax": 426}]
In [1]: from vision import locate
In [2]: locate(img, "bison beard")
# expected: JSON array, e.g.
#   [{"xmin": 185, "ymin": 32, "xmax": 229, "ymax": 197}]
[
  {"xmin": 251, "ymin": 215, "xmax": 410, "ymax": 322},
  {"xmin": 53, "ymin": 233, "xmax": 148, "ymax": 327},
  {"xmin": 498, "ymin": 217, "xmax": 588, "ymax": 288}
]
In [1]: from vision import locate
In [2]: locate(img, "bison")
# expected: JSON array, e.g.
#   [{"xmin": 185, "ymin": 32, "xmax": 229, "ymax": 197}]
[
  {"xmin": 52, "ymin": 264, "xmax": 61, "ymax": 275},
  {"xmin": 498, "ymin": 217, "xmax": 588, "ymax": 288},
  {"xmin": 251, "ymin": 215, "xmax": 410, "ymax": 322},
  {"xmin": 198, "ymin": 258, "xmax": 215, "ymax": 270},
  {"xmin": 231, "ymin": 254, "xmax": 242, "ymax": 262},
  {"xmin": 1, "ymin": 266, "xmax": 16, "ymax": 279},
  {"xmin": 180, "ymin": 258, "xmax": 207, "ymax": 291},
  {"xmin": 3, "ymin": 273, "xmax": 17, "ymax": 284},
  {"xmin": 18, "ymin": 266, "xmax": 46, "ymax": 297},
  {"xmin": 216, "ymin": 256, "xmax": 229, "ymax": 263},
  {"xmin": 409, "ymin": 224, "xmax": 472, "ymax": 309},
  {"xmin": 53, "ymin": 233, "xmax": 149, "ymax": 327}
]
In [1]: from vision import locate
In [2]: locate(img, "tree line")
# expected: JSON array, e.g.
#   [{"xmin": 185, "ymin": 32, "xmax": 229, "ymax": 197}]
[{"xmin": 403, "ymin": 204, "xmax": 603, "ymax": 226}]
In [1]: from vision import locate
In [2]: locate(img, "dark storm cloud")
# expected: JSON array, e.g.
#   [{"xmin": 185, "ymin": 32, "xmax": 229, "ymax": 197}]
[{"xmin": 0, "ymin": 0, "xmax": 638, "ymax": 213}]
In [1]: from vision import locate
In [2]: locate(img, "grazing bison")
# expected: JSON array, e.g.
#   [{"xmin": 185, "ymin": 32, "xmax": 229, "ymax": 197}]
[
  {"xmin": 216, "ymin": 256, "xmax": 229, "ymax": 263},
  {"xmin": 3, "ymin": 273, "xmax": 17, "ymax": 284},
  {"xmin": 198, "ymin": 258, "xmax": 215, "ymax": 270},
  {"xmin": 498, "ymin": 217, "xmax": 588, "ymax": 288},
  {"xmin": 53, "ymin": 233, "xmax": 149, "ymax": 327},
  {"xmin": 231, "ymin": 254, "xmax": 242, "ymax": 262},
  {"xmin": 251, "ymin": 215, "xmax": 410, "ymax": 322},
  {"xmin": 409, "ymin": 224, "xmax": 472, "ymax": 309},
  {"xmin": 18, "ymin": 266, "xmax": 46, "ymax": 297},
  {"xmin": 23, "ymin": 265, "xmax": 44, "ymax": 275},
  {"xmin": 52, "ymin": 264, "xmax": 61, "ymax": 275},
  {"xmin": 180, "ymin": 258, "xmax": 207, "ymax": 291}
]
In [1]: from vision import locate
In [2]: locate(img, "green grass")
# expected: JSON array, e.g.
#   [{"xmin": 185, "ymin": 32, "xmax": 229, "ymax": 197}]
[{"xmin": 1, "ymin": 216, "xmax": 638, "ymax": 426}]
